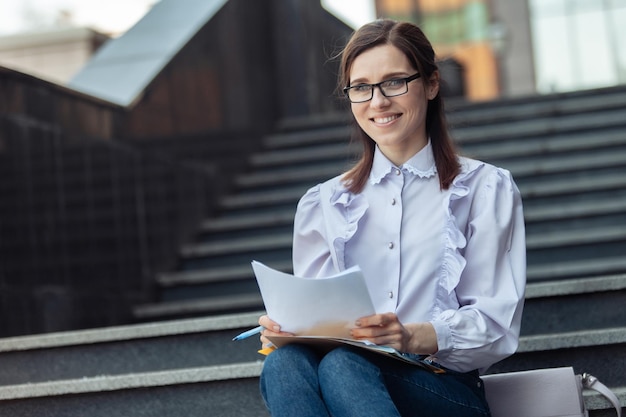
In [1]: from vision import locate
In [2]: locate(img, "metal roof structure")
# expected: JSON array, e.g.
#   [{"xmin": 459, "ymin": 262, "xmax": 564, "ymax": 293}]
[{"xmin": 68, "ymin": 0, "xmax": 228, "ymax": 107}]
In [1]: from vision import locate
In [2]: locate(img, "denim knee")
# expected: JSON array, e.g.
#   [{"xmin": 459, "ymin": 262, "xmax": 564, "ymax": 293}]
[
  {"xmin": 261, "ymin": 344, "xmax": 320, "ymax": 382},
  {"xmin": 318, "ymin": 347, "xmax": 380, "ymax": 391},
  {"xmin": 260, "ymin": 344, "xmax": 331, "ymax": 417}
]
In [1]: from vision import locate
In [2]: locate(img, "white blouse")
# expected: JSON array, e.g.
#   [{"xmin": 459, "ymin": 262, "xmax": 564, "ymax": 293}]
[{"xmin": 292, "ymin": 141, "xmax": 526, "ymax": 373}]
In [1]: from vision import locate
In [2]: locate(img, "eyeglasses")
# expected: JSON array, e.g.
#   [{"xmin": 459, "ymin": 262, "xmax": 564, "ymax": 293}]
[{"xmin": 343, "ymin": 73, "xmax": 421, "ymax": 103}]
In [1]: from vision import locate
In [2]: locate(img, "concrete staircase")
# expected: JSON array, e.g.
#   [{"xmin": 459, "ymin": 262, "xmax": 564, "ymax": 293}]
[{"xmin": 1, "ymin": 86, "xmax": 626, "ymax": 415}]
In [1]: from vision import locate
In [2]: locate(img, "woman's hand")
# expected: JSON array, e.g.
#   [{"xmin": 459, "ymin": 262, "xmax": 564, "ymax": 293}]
[
  {"xmin": 350, "ymin": 312, "xmax": 438, "ymax": 354},
  {"xmin": 258, "ymin": 315, "xmax": 293, "ymax": 349}
]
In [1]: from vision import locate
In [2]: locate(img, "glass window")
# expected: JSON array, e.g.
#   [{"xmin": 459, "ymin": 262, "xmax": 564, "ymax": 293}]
[{"xmin": 530, "ymin": 0, "xmax": 626, "ymax": 93}]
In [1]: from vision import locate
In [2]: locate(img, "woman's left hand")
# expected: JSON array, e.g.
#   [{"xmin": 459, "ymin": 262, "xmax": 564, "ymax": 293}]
[{"xmin": 350, "ymin": 312, "xmax": 438, "ymax": 354}]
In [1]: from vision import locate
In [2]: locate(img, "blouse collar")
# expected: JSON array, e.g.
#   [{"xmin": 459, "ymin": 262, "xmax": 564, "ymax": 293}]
[{"xmin": 369, "ymin": 140, "xmax": 437, "ymax": 185}]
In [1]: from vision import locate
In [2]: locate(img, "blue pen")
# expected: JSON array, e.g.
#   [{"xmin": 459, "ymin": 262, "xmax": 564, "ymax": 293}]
[{"xmin": 232, "ymin": 325, "xmax": 264, "ymax": 341}]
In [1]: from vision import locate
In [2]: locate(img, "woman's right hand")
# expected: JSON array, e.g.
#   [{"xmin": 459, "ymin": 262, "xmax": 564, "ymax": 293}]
[{"xmin": 258, "ymin": 315, "xmax": 292, "ymax": 348}]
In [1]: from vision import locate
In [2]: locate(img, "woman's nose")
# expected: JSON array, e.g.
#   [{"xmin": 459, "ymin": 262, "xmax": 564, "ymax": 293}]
[{"xmin": 370, "ymin": 86, "xmax": 390, "ymax": 107}]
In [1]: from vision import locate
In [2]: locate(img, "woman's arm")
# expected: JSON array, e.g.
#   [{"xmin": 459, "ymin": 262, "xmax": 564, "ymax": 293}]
[{"xmin": 430, "ymin": 167, "xmax": 526, "ymax": 372}]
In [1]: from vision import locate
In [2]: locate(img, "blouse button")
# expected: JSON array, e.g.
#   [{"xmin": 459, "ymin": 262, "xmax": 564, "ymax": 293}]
[
  {"xmin": 388, "ymin": 291, "xmax": 394, "ymax": 299},
  {"xmin": 391, "ymin": 198, "xmax": 396, "ymax": 206},
  {"xmin": 388, "ymin": 242, "xmax": 394, "ymax": 249},
  {"xmin": 394, "ymin": 168, "xmax": 401, "ymax": 176}
]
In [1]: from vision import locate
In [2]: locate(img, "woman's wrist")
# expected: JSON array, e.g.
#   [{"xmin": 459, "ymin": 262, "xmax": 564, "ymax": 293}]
[{"xmin": 406, "ymin": 322, "xmax": 438, "ymax": 354}]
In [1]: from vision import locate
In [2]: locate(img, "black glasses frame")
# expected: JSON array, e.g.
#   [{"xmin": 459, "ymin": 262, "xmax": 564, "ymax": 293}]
[{"xmin": 343, "ymin": 73, "xmax": 422, "ymax": 103}]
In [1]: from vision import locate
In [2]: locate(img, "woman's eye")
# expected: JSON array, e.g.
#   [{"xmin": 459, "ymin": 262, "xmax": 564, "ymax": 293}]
[
  {"xmin": 383, "ymin": 79, "xmax": 403, "ymax": 88},
  {"xmin": 353, "ymin": 85, "xmax": 371, "ymax": 92}
]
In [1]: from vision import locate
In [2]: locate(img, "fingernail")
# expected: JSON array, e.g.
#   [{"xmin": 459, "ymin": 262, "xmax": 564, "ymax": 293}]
[
  {"xmin": 272, "ymin": 325, "xmax": 280, "ymax": 332},
  {"xmin": 355, "ymin": 320, "xmax": 361, "ymax": 327}
]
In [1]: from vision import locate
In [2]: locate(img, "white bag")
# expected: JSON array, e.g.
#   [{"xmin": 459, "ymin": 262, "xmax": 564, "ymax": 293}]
[{"xmin": 482, "ymin": 367, "xmax": 622, "ymax": 417}]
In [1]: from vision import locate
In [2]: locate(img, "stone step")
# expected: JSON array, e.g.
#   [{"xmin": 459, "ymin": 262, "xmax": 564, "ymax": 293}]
[
  {"xmin": 528, "ymin": 256, "xmax": 626, "ymax": 281},
  {"xmin": 525, "ymin": 198, "xmax": 626, "ymax": 233},
  {"xmin": 460, "ymin": 128, "xmax": 626, "ymax": 162},
  {"xmin": 0, "ymin": 363, "xmax": 268, "ymax": 417},
  {"xmin": 180, "ymin": 235, "xmax": 292, "ymax": 259},
  {"xmin": 0, "ymin": 312, "xmax": 263, "ymax": 386},
  {"xmin": 0, "ymin": 327, "xmax": 623, "ymax": 417},
  {"xmin": 490, "ymin": 327, "xmax": 626, "ymax": 386},
  {"xmin": 199, "ymin": 210, "xmax": 295, "ymax": 234},
  {"xmin": 522, "ymin": 274, "xmax": 626, "ymax": 335},
  {"xmin": 133, "ymin": 293, "xmax": 265, "ymax": 320},
  {"xmin": 262, "ymin": 125, "xmax": 350, "ymax": 149},
  {"xmin": 452, "ymin": 107, "xmax": 626, "ymax": 144},
  {"xmin": 445, "ymin": 86, "xmax": 626, "ymax": 126},
  {"xmin": 528, "ymin": 225, "xmax": 626, "ymax": 249},
  {"xmin": 218, "ymin": 186, "xmax": 308, "ymax": 211},
  {"xmin": 249, "ymin": 142, "xmax": 357, "ymax": 168}
]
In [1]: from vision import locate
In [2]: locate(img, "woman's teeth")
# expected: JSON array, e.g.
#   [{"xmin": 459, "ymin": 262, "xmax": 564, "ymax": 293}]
[{"xmin": 374, "ymin": 115, "xmax": 398, "ymax": 123}]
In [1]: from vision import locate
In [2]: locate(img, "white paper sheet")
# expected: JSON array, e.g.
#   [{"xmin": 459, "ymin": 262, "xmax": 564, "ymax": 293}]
[{"xmin": 251, "ymin": 260, "xmax": 375, "ymax": 338}]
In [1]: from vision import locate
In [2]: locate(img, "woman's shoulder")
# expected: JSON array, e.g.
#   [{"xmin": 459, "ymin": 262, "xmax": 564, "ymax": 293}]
[
  {"xmin": 456, "ymin": 155, "xmax": 515, "ymax": 187},
  {"xmin": 297, "ymin": 174, "xmax": 348, "ymax": 210}
]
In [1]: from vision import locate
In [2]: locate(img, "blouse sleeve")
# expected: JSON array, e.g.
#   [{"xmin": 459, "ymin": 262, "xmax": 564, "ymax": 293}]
[
  {"xmin": 292, "ymin": 185, "xmax": 338, "ymax": 278},
  {"xmin": 430, "ymin": 166, "xmax": 526, "ymax": 373}
]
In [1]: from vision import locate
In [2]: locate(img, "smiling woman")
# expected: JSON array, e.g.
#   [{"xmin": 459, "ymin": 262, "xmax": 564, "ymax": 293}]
[{"xmin": 258, "ymin": 19, "xmax": 527, "ymax": 417}]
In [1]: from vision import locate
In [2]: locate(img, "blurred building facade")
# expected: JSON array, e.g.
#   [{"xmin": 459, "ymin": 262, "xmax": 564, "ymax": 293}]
[
  {"xmin": 528, "ymin": 0, "xmax": 626, "ymax": 94},
  {"xmin": 0, "ymin": 27, "xmax": 109, "ymax": 84},
  {"xmin": 375, "ymin": 0, "xmax": 536, "ymax": 100},
  {"xmin": 375, "ymin": 0, "xmax": 626, "ymax": 101}
]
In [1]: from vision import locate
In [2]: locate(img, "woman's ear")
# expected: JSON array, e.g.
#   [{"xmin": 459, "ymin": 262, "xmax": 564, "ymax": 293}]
[{"xmin": 427, "ymin": 70, "xmax": 440, "ymax": 100}]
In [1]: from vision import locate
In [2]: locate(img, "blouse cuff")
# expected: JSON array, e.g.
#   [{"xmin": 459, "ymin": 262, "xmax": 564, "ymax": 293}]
[{"xmin": 430, "ymin": 318, "xmax": 453, "ymax": 356}]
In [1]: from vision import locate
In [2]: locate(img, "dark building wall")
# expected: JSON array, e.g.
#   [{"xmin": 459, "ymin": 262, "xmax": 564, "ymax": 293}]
[
  {"xmin": 120, "ymin": 0, "xmax": 353, "ymax": 140},
  {"xmin": 0, "ymin": 67, "xmax": 124, "ymax": 142},
  {"xmin": 0, "ymin": 110, "xmax": 216, "ymax": 336},
  {"xmin": 269, "ymin": 0, "xmax": 353, "ymax": 118}
]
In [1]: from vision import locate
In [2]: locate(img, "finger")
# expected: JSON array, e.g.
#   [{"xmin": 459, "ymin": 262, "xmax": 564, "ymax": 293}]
[
  {"xmin": 259, "ymin": 315, "xmax": 282, "ymax": 332},
  {"xmin": 351, "ymin": 325, "xmax": 388, "ymax": 340},
  {"xmin": 369, "ymin": 333, "xmax": 403, "ymax": 348},
  {"xmin": 356, "ymin": 313, "xmax": 383, "ymax": 328}
]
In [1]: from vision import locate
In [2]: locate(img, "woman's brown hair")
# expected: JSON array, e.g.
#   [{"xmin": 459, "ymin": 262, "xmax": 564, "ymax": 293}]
[{"xmin": 339, "ymin": 19, "xmax": 460, "ymax": 193}]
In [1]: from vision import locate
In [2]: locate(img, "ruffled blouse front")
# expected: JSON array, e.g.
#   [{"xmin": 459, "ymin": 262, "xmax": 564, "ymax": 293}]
[{"xmin": 292, "ymin": 142, "xmax": 526, "ymax": 373}]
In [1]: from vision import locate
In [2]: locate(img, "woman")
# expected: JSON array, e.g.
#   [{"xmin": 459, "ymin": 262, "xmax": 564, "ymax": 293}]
[{"xmin": 258, "ymin": 19, "xmax": 526, "ymax": 417}]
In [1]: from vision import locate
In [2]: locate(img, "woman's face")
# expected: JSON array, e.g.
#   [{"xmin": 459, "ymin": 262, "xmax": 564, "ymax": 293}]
[{"xmin": 348, "ymin": 44, "xmax": 438, "ymax": 166}]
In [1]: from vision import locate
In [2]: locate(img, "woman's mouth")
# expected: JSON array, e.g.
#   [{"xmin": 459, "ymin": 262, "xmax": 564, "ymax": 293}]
[{"xmin": 372, "ymin": 114, "xmax": 400, "ymax": 124}]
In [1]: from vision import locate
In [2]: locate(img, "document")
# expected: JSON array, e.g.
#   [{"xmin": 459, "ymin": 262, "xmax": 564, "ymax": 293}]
[
  {"xmin": 251, "ymin": 260, "xmax": 375, "ymax": 339},
  {"xmin": 250, "ymin": 261, "xmax": 445, "ymax": 373}
]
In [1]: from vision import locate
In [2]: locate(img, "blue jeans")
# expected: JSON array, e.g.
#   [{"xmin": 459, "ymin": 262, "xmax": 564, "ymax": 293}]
[{"xmin": 260, "ymin": 344, "xmax": 491, "ymax": 417}]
